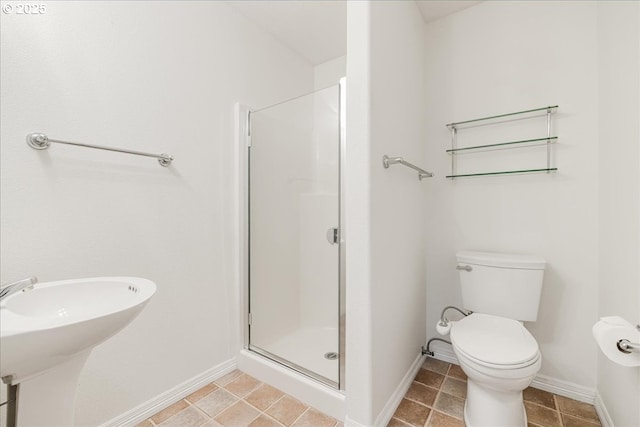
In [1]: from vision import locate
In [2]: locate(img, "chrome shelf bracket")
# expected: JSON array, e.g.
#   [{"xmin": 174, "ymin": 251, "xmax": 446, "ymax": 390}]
[{"xmin": 383, "ymin": 155, "xmax": 433, "ymax": 180}]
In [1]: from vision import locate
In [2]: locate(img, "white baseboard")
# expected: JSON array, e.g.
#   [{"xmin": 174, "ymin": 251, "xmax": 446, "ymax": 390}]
[
  {"xmin": 594, "ymin": 392, "xmax": 614, "ymax": 427},
  {"xmin": 427, "ymin": 342, "xmax": 597, "ymax": 404},
  {"xmin": 345, "ymin": 415, "xmax": 371, "ymax": 427},
  {"xmin": 373, "ymin": 353, "xmax": 427, "ymax": 427},
  {"xmin": 427, "ymin": 341, "xmax": 457, "ymax": 365},
  {"xmin": 530, "ymin": 374, "xmax": 595, "ymax": 404},
  {"xmin": 100, "ymin": 358, "xmax": 236, "ymax": 427}
]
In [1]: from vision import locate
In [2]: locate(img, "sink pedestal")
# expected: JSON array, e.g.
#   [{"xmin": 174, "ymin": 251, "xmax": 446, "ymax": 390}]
[
  {"xmin": 1, "ymin": 277, "xmax": 157, "ymax": 426},
  {"xmin": 15, "ymin": 351, "xmax": 91, "ymax": 427}
]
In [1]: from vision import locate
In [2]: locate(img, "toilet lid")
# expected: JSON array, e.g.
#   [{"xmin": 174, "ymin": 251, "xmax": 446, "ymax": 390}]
[{"xmin": 450, "ymin": 313, "xmax": 539, "ymax": 366}]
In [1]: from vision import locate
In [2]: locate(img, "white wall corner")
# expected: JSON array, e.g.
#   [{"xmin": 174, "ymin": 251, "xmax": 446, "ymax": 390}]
[
  {"xmin": 99, "ymin": 358, "xmax": 237, "ymax": 427},
  {"xmin": 373, "ymin": 354, "xmax": 427, "ymax": 427},
  {"xmin": 595, "ymin": 391, "xmax": 614, "ymax": 427}
]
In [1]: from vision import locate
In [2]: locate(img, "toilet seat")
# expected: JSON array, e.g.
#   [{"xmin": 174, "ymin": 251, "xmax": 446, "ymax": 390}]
[{"xmin": 451, "ymin": 313, "xmax": 540, "ymax": 369}]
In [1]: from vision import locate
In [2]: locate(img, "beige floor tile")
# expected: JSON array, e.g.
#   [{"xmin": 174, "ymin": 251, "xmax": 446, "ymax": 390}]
[
  {"xmin": 265, "ymin": 396, "xmax": 308, "ymax": 426},
  {"xmin": 562, "ymin": 412, "xmax": 601, "ymax": 427},
  {"xmin": 433, "ymin": 393, "xmax": 464, "ymax": 420},
  {"xmin": 414, "ymin": 369, "xmax": 445, "ymax": 389},
  {"xmin": 524, "ymin": 402, "xmax": 561, "ymax": 427},
  {"xmin": 245, "ymin": 384, "xmax": 285, "ymax": 411},
  {"xmin": 215, "ymin": 401, "xmax": 260, "ymax": 427},
  {"xmin": 440, "ymin": 377, "xmax": 466, "ymax": 399},
  {"xmin": 151, "ymin": 399, "xmax": 190, "ymax": 424},
  {"xmin": 292, "ymin": 408, "xmax": 337, "ymax": 427},
  {"xmin": 215, "ymin": 370, "xmax": 244, "ymax": 387},
  {"xmin": 427, "ymin": 411, "xmax": 465, "ymax": 427},
  {"xmin": 392, "ymin": 398, "xmax": 431, "ymax": 427},
  {"xmin": 158, "ymin": 406, "xmax": 209, "ymax": 427},
  {"xmin": 134, "ymin": 420, "xmax": 154, "ymax": 427},
  {"xmin": 187, "ymin": 383, "xmax": 219, "ymax": 403},
  {"xmin": 446, "ymin": 365, "xmax": 467, "ymax": 381},
  {"xmin": 422, "ymin": 358, "xmax": 450, "ymax": 375},
  {"xmin": 201, "ymin": 421, "xmax": 224, "ymax": 427},
  {"xmin": 405, "ymin": 382, "xmax": 438, "ymax": 407},
  {"xmin": 196, "ymin": 388, "xmax": 239, "ymax": 418},
  {"xmin": 387, "ymin": 417, "xmax": 411, "ymax": 427},
  {"xmin": 248, "ymin": 414, "xmax": 284, "ymax": 427},
  {"xmin": 225, "ymin": 374, "xmax": 262, "ymax": 398},
  {"xmin": 556, "ymin": 396, "xmax": 600, "ymax": 424},
  {"xmin": 523, "ymin": 387, "xmax": 556, "ymax": 410}
]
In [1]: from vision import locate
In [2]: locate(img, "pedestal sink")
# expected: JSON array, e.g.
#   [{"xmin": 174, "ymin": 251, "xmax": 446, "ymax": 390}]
[{"xmin": 0, "ymin": 276, "xmax": 156, "ymax": 426}]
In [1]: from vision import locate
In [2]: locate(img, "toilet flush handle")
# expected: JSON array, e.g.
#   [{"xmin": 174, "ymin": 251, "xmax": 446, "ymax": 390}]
[{"xmin": 456, "ymin": 265, "xmax": 472, "ymax": 272}]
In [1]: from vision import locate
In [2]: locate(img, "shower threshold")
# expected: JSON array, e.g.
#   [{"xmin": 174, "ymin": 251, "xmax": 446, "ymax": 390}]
[{"xmin": 248, "ymin": 345, "xmax": 338, "ymax": 389}]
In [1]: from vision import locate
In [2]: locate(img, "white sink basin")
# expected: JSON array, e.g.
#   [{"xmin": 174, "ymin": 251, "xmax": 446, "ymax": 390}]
[{"xmin": 0, "ymin": 276, "xmax": 156, "ymax": 384}]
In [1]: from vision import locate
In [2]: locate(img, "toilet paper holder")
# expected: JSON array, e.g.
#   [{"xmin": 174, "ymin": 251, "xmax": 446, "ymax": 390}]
[{"xmin": 617, "ymin": 325, "xmax": 640, "ymax": 354}]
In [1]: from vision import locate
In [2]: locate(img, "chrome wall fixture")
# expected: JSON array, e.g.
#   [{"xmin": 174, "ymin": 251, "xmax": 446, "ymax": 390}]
[
  {"xmin": 617, "ymin": 325, "xmax": 640, "ymax": 354},
  {"xmin": 26, "ymin": 133, "xmax": 174, "ymax": 167},
  {"xmin": 382, "ymin": 155, "xmax": 433, "ymax": 180}
]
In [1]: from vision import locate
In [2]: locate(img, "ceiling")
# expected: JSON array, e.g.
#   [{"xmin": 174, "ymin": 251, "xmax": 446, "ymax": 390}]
[{"xmin": 226, "ymin": 1, "xmax": 480, "ymax": 65}]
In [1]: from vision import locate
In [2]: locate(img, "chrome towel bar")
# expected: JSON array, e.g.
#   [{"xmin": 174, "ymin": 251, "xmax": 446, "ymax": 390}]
[
  {"xmin": 382, "ymin": 155, "xmax": 433, "ymax": 180},
  {"xmin": 27, "ymin": 133, "xmax": 174, "ymax": 167}
]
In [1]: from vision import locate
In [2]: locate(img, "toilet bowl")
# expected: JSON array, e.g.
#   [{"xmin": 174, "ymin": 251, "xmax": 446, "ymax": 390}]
[{"xmin": 451, "ymin": 313, "xmax": 541, "ymax": 427}]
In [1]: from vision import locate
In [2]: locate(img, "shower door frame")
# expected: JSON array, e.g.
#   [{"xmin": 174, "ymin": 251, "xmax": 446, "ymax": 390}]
[{"xmin": 241, "ymin": 79, "xmax": 346, "ymax": 390}]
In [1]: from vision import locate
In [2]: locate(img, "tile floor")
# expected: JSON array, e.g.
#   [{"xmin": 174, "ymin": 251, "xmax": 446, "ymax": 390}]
[
  {"xmin": 389, "ymin": 357, "xmax": 602, "ymax": 427},
  {"xmin": 139, "ymin": 360, "xmax": 602, "ymax": 427},
  {"xmin": 135, "ymin": 370, "xmax": 342, "ymax": 427}
]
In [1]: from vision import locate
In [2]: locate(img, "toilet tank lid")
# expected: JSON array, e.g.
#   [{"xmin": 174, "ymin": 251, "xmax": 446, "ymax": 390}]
[{"xmin": 457, "ymin": 251, "xmax": 546, "ymax": 270}]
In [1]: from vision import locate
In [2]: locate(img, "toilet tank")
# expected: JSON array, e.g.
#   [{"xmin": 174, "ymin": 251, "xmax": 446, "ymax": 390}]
[{"xmin": 457, "ymin": 251, "xmax": 546, "ymax": 322}]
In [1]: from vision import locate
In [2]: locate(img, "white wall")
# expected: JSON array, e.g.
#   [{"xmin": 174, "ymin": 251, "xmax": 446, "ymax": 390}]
[
  {"xmin": 424, "ymin": 1, "xmax": 600, "ymax": 389},
  {"xmin": 346, "ymin": 1, "xmax": 427, "ymax": 424},
  {"xmin": 314, "ymin": 56, "xmax": 347, "ymax": 90},
  {"xmin": 596, "ymin": 2, "xmax": 640, "ymax": 426},
  {"xmin": 0, "ymin": 2, "xmax": 314, "ymax": 425},
  {"xmin": 345, "ymin": 2, "xmax": 374, "ymax": 423}
]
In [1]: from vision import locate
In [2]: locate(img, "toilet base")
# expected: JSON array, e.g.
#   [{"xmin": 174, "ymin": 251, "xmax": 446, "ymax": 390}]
[{"xmin": 464, "ymin": 379, "xmax": 528, "ymax": 427}]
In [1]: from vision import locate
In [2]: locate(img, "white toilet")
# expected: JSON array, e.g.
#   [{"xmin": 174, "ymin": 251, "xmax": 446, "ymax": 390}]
[{"xmin": 450, "ymin": 251, "xmax": 546, "ymax": 427}]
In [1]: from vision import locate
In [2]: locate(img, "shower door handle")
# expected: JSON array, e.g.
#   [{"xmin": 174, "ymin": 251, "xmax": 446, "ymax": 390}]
[{"xmin": 326, "ymin": 227, "xmax": 339, "ymax": 245}]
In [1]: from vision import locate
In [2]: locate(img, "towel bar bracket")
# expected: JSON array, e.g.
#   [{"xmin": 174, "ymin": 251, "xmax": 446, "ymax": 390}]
[
  {"xmin": 382, "ymin": 155, "xmax": 433, "ymax": 180},
  {"xmin": 27, "ymin": 133, "xmax": 50, "ymax": 150}
]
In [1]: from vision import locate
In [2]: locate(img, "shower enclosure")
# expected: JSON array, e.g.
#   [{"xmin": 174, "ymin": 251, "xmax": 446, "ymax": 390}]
[{"xmin": 247, "ymin": 81, "xmax": 345, "ymax": 389}]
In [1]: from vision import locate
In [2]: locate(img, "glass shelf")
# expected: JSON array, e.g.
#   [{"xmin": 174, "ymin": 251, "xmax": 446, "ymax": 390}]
[
  {"xmin": 446, "ymin": 168, "xmax": 558, "ymax": 179},
  {"xmin": 446, "ymin": 105, "xmax": 558, "ymax": 179},
  {"xmin": 446, "ymin": 136, "xmax": 557, "ymax": 153},
  {"xmin": 446, "ymin": 105, "xmax": 558, "ymax": 128}
]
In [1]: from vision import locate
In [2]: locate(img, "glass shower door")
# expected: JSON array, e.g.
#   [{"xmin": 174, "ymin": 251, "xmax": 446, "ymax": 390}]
[{"xmin": 248, "ymin": 84, "xmax": 341, "ymax": 387}]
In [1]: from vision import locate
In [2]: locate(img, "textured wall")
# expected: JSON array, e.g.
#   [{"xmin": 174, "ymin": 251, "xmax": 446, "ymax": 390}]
[{"xmin": 0, "ymin": 2, "xmax": 313, "ymax": 425}]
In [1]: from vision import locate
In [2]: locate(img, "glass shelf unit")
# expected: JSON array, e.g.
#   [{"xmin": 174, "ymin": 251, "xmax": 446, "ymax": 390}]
[
  {"xmin": 445, "ymin": 136, "xmax": 557, "ymax": 154},
  {"xmin": 446, "ymin": 105, "xmax": 558, "ymax": 179},
  {"xmin": 446, "ymin": 105, "xmax": 558, "ymax": 129},
  {"xmin": 446, "ymin": 168, "xmax": 558, "ymax": 179}
]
